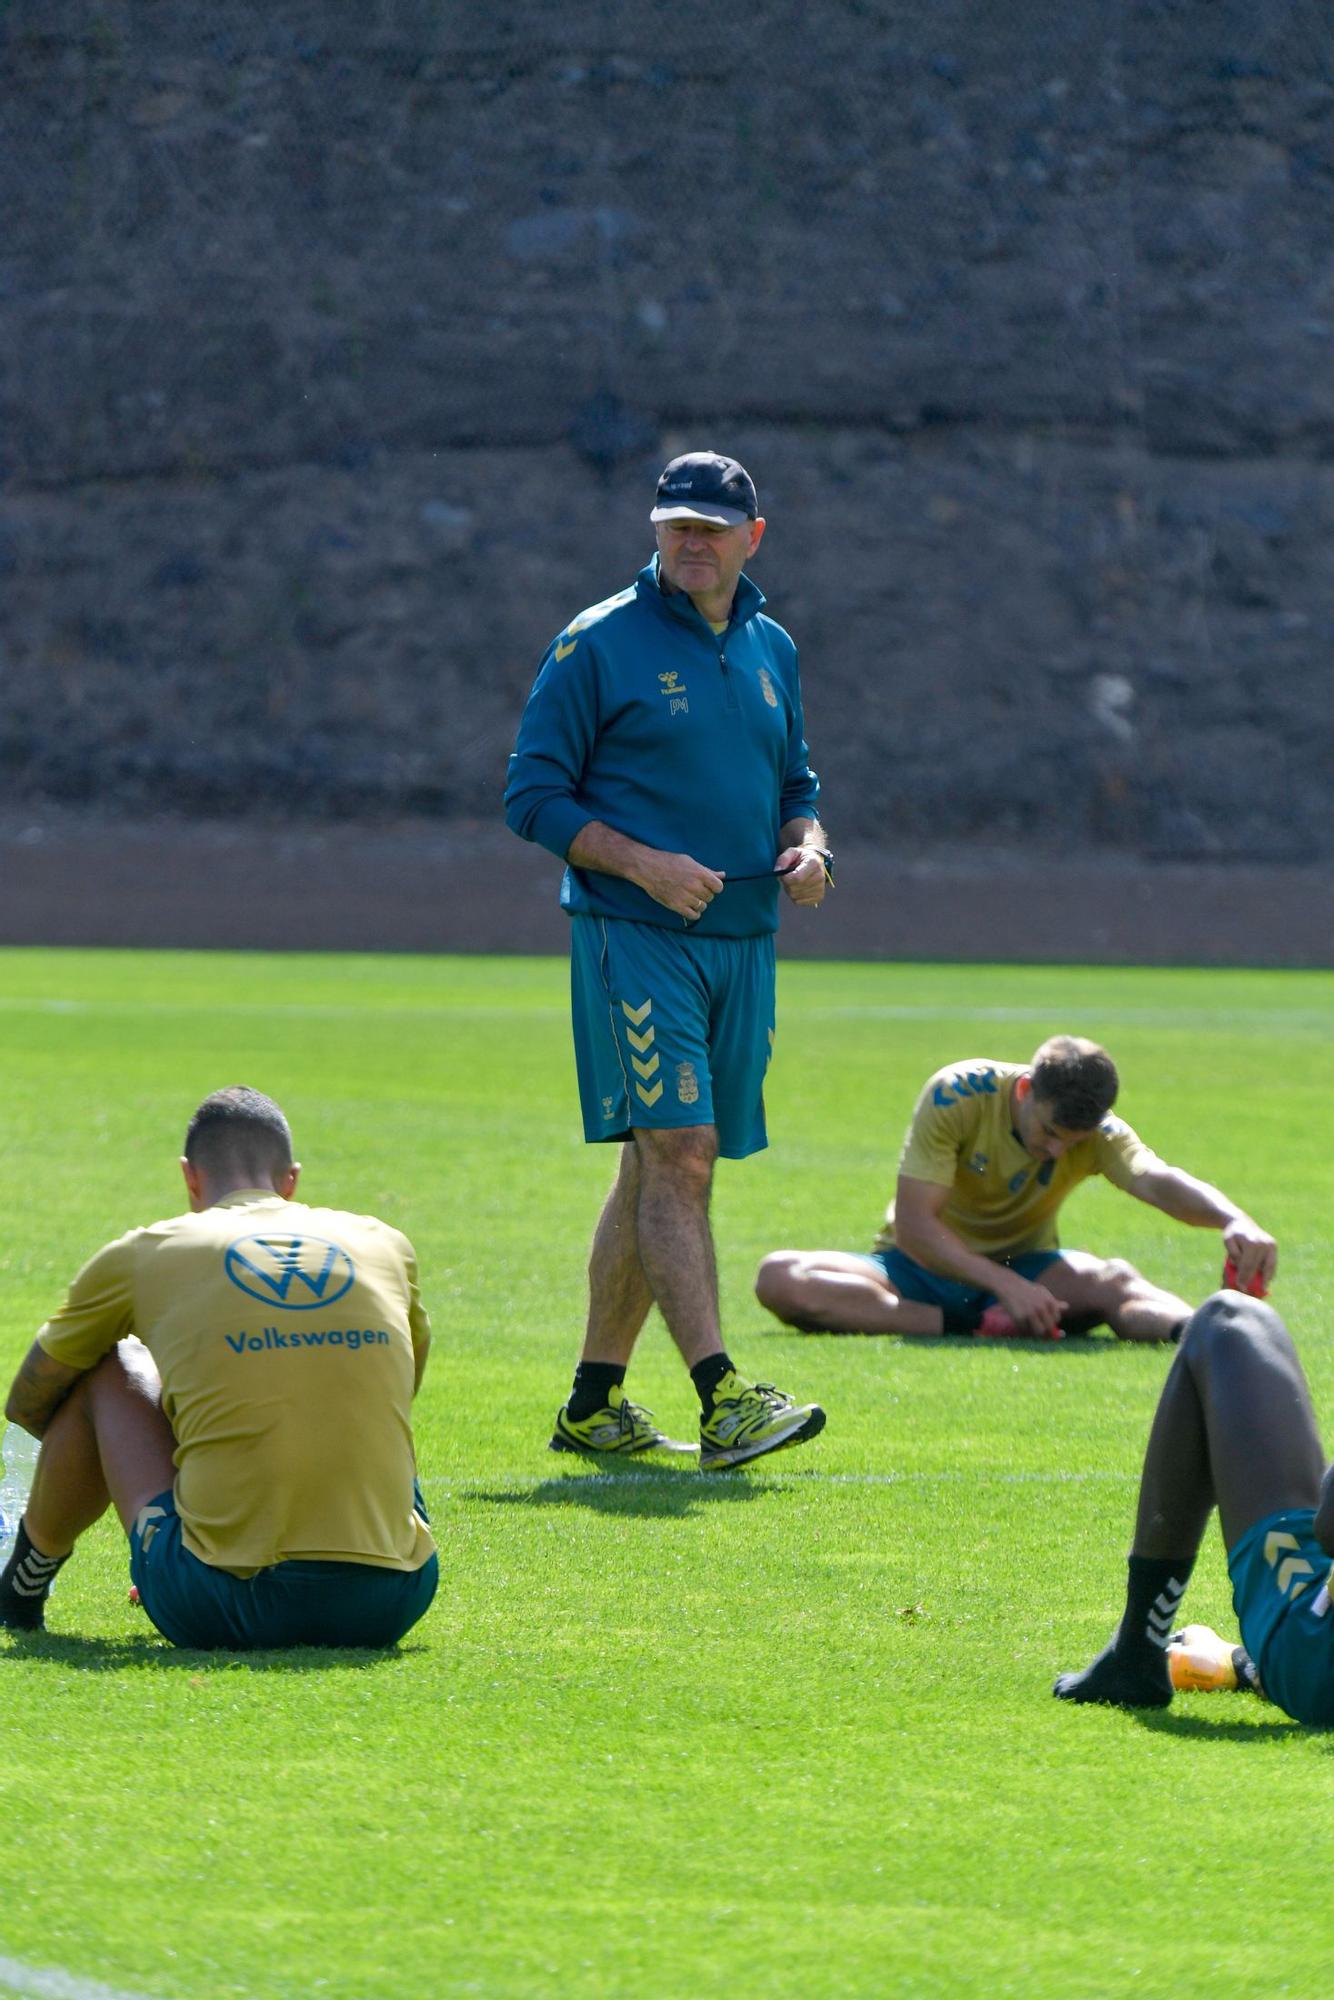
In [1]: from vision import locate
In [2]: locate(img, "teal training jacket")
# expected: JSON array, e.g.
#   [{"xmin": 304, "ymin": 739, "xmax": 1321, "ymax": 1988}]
[{"xmin": 504, "ymin": 556, "xmax": 821, "ymax": 937}]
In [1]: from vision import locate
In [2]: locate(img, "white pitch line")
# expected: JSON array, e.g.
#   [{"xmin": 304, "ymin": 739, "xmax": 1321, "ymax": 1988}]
[{"xmin": 0, "ymin": 1957, "xmax": 161, "ymax": 2000}]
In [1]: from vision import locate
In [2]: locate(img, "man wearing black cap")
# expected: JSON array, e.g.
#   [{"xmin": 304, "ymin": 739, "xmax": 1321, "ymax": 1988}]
[{"xmin": 505, "ymin": 452, "xmax": 832, "ymax": 1469}]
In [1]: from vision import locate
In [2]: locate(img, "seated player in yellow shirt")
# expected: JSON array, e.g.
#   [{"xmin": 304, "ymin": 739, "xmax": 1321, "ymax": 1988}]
[
  {"xmin": 755, "ymin": 1036, "xmax": 1275, "ymax": 1341},
  {"xmin": 1, "ymin": 1086, "xmax": 437, "ymax": 1648}
]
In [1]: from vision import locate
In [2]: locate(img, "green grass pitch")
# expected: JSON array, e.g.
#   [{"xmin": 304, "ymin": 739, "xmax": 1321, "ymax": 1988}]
[{"xmin": 1, "ymin": 948, "xmax": 1333, "ymax": 2000}]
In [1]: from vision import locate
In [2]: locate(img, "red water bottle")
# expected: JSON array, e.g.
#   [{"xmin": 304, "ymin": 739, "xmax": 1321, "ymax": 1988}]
[{"xmin": 1222, "ymin": 1257, "xmax": 1268, "ymax": 1299}]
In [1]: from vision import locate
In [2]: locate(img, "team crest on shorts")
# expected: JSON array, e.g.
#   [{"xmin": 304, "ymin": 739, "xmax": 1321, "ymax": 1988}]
[
  {"xmin": 676, "ymin": 1062, "xmax": 700, "ymax": 1106},
  {"xmin": 757, "ymin": 668, "xmax": 778, "ymax": 708},
  {"xmin": 601, "ymin": 1095, "xmax": 616, "ymax": 1120}
]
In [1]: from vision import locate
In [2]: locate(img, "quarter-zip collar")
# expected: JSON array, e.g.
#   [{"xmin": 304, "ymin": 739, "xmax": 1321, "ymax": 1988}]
[{"xmin": 636, "ymin": 555, "xmax": 767, "ymax": 635}]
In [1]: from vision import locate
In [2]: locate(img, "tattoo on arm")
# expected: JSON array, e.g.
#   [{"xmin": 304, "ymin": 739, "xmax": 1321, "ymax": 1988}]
[{"xmin": 4, "ymin": 1342, "xmax": 86, "ymax": 1439}]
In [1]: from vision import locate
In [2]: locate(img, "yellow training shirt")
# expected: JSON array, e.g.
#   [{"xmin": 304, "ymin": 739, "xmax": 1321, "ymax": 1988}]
[
  {"xmin": 38, "ymin": 1192, "xmax": 435, "ymax": 1577},
  {"xmin": 876, "ymin": 1059, "xmax": 1162, "ymax": 1258}
]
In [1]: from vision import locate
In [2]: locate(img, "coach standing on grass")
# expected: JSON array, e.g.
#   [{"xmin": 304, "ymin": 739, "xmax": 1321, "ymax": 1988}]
[
  {"xmin": 505, "ymin": 451, "xmax": 831, "ymax": 1470},
  {"xmin": 0, "ymin": 1087, "xmax": 438, "ymax": 1648}
]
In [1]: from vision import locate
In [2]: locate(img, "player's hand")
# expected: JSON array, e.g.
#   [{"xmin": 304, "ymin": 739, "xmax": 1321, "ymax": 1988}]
[
  {"xmin": 990, "ymin": 1272, "xmax": 1064, "ymax": 1336},
  {"xmin": 1221, "ymin": 1216, "xmax": 1277, "ymax": 1293},
  {"xmin": 775, "ymin": 846, "xmax": 827, "ymax": 907},
  {"xmin": 635, "ymin": 851, "xmax": 726, "ymax": 923}
]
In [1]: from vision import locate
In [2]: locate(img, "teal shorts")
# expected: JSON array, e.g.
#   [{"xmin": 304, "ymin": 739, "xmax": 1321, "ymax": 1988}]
[
  {"xmin": 1228, "ymin": 1508, "xmax": 1334, "ymax": 1726},
  {"xmin": 866, "ymin": 1246, "xmax": 1063, "ymax": 1320},
  {"xmin": 129, "ymin": 1488, "xmax": 438, "ymax": 1652},
  {"xmin": 570, "ymin": 915, "xmax": 775, "ymax": 1159}
]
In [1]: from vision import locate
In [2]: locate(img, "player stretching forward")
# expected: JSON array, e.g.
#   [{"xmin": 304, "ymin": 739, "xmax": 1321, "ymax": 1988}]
[
  {"xmin": 756, "ymin": 1036, "xmax": 1274, "ymax": 1341},
  {"xmin": 1055, "ymin": 1291, "xmax": 1334, "ymax": 1726},
  {"xmin": 1, "ymin": 1088, "xmax": 437, "ymax": 1649}
]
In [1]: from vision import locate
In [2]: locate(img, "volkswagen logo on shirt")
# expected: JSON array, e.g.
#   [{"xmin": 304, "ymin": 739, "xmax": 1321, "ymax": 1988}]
[{"xmin": 224, "ymin": 1234, "xmax": 357, "ymax": 1310}]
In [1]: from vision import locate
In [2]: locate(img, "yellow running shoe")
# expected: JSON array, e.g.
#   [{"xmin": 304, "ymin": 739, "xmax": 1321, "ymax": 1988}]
[
  {"xmin": 549, "ymin": 1383, "xmax": 696, "ymax": 1461},
  {"xmin": 698, "ymin": 1370, "xmax": 826, "ymax": 1471},
  {"xmin": 1167, "ymin": 1623, "xmax": 1255, "ymax": 1692}
]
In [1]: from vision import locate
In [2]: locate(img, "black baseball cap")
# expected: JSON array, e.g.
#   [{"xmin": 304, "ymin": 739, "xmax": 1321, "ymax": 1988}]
[{"xmin": 650, "ymin": 452, "xmax": 759, "ymax": 527}]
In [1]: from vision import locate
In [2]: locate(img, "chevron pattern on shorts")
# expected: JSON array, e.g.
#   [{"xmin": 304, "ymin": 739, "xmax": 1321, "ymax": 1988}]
[{"xmin": 621, "ymin": 997, "xmax": 662, "ymax": 1106}]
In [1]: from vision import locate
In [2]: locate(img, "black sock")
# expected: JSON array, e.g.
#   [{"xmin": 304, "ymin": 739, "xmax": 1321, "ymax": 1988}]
[
  {"xmin": 0, "ymin": 1521, "xmax": 67, "ymax": 1630},
  {"xmin": 1125, "ymin": 1551, "xmax": 1195, "ymax": 1651},
  {"xmin": 690, "ymin": 1352, "xmax": 735, "ymax": 1410},
  {"xmin": 1053, "ymin": 1552, "xmax": 1194, "ymax": 1707},
  {"xmin": 566, "ymin": 1361, "xmax": 627, "ymax": 1422}
]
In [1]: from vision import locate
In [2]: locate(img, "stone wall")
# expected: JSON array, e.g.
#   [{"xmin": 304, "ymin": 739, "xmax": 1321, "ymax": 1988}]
[{"xmin": 3, "ymin": 1, "xmax": 1332, "ymax": 859}]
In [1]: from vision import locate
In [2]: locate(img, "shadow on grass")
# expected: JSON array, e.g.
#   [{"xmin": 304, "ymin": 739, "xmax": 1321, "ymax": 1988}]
[
  {"xmin": 466, "ymin": 1465, "xmax": 772, "ymax": 1519},
  {"xmin": 752, "ymin": 1323, "xmax": 1123, "ymax": 1356},
  {"xmin": 1132, "ymin": 1707, "xmax": 1321, "ymax": 1743},
  {"xmin": 0, "ymin": 1629, "xmax": 429, "ymax": 1673}
]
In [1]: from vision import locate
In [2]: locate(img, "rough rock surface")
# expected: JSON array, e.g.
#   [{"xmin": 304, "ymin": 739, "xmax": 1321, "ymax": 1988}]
[{"xmin": 3, "ymin": 3, "xmax": 1332, "ymax": 863}]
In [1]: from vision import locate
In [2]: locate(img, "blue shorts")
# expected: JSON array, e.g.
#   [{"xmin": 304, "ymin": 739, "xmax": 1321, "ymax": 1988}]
[
  {"xmin": 129, "ymin": 1488, "xmax": 438, "ymax": 1652},
  {"xmin": 1228, "ymin": 1508, "xmax": 1334, "ymax": 1726},
  {"xmin": 866, "ymin": 1246, "xmax": 1063, "ymax": 1320},
  {"xmin": 570, "ymin": 915, "xmax": 775, "ymax": 1160}
]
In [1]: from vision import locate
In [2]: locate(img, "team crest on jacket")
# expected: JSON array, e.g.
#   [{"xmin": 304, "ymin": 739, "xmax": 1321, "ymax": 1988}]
[
  {"xmin": 676, "ymin": 1062, "xmax": 700, "ymax": 1105},
  {"xmin": 757, "ymin": 667, "xmax": 778, "ymax": 708}
]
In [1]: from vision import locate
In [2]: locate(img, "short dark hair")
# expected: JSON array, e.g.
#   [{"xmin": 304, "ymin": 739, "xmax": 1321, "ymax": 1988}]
[
  {"xmin": 183, "ymin": 1086, "xmax": 293, "ymax": 1181},
  {"xmin": 1028, "ymin": 1037, "xmax": 1119, "ymax": 1131}
]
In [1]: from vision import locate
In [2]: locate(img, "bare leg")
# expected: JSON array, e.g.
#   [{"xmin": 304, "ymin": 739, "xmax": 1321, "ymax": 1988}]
[
  {"xmin": 1055, "ymin": 1294, "xmax": 1324, "ymax": 1706},
  {"xmin": 581, "ymin": 1142, "xmax": 654, "ymax": 1365},
  {"xmin": 26, "ymin": 1340, "xmax": 176, "ymax": 1557},
  {"xmin": 755, "ymin": 1250, "xmax": 943, "ymax": 1335},
  {"xmin": 1044, "ymin": 1251, "xmax": 1192, "ymax": 1344},
  {"xmin": 631, "ymin": 1124, "xmax": 725, "ymax": 1370}
]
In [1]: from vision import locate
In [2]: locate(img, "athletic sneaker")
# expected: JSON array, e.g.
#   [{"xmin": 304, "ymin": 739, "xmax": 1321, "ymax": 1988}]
[
  {"xmin": 549, "ymin": 1383, "xmax": 696, "ymax": 1461},
  {"xmin": 0, "ymin": 1592, "xmax": 44, "ymax": 1633},
  {"xmin": 698, "ymin": 1370, "xmax": 826, "ymax": 1471},
  {"xmin": 1167, "ymin": 1623, "xmax": 1258, "ymax": 1693}
]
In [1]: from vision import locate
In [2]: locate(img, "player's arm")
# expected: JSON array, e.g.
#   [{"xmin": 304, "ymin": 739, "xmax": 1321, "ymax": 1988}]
[
  {"xmin": 9, "ymin": 1235, "xmax": 138, "ymax": 1437},
  {"xmin": 504, "ymin": 620, "xmax": 717, "ymax": 921},
  {"xmin": 774, "ymin": 817, "xmax": 831, "ymax": 907},
  {"xmin": 4, "ymin": 1339, "xmax": 87, "ymax": 1439},
  {"xmin": 504, "ymin": 627, "xmax": 602, "ymax": 860},
  {"xmin": 397, "ymin": 1236, "xmax": 433, "ymax": 1396},
  {"xmin": 775, "ymin": 643, "xmax": 825, "ymax": 907},
  {"xmin": 1123, "ymin": 1163, "xmax": 1277, "ymax": 1290},
  {"xmin": 893, "ymin": 1177, "xmax": 1063, "ymax": 1335},
  {"xmin": 566, "ymin": 821, "xmax": 725, "ymax": 920}
]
